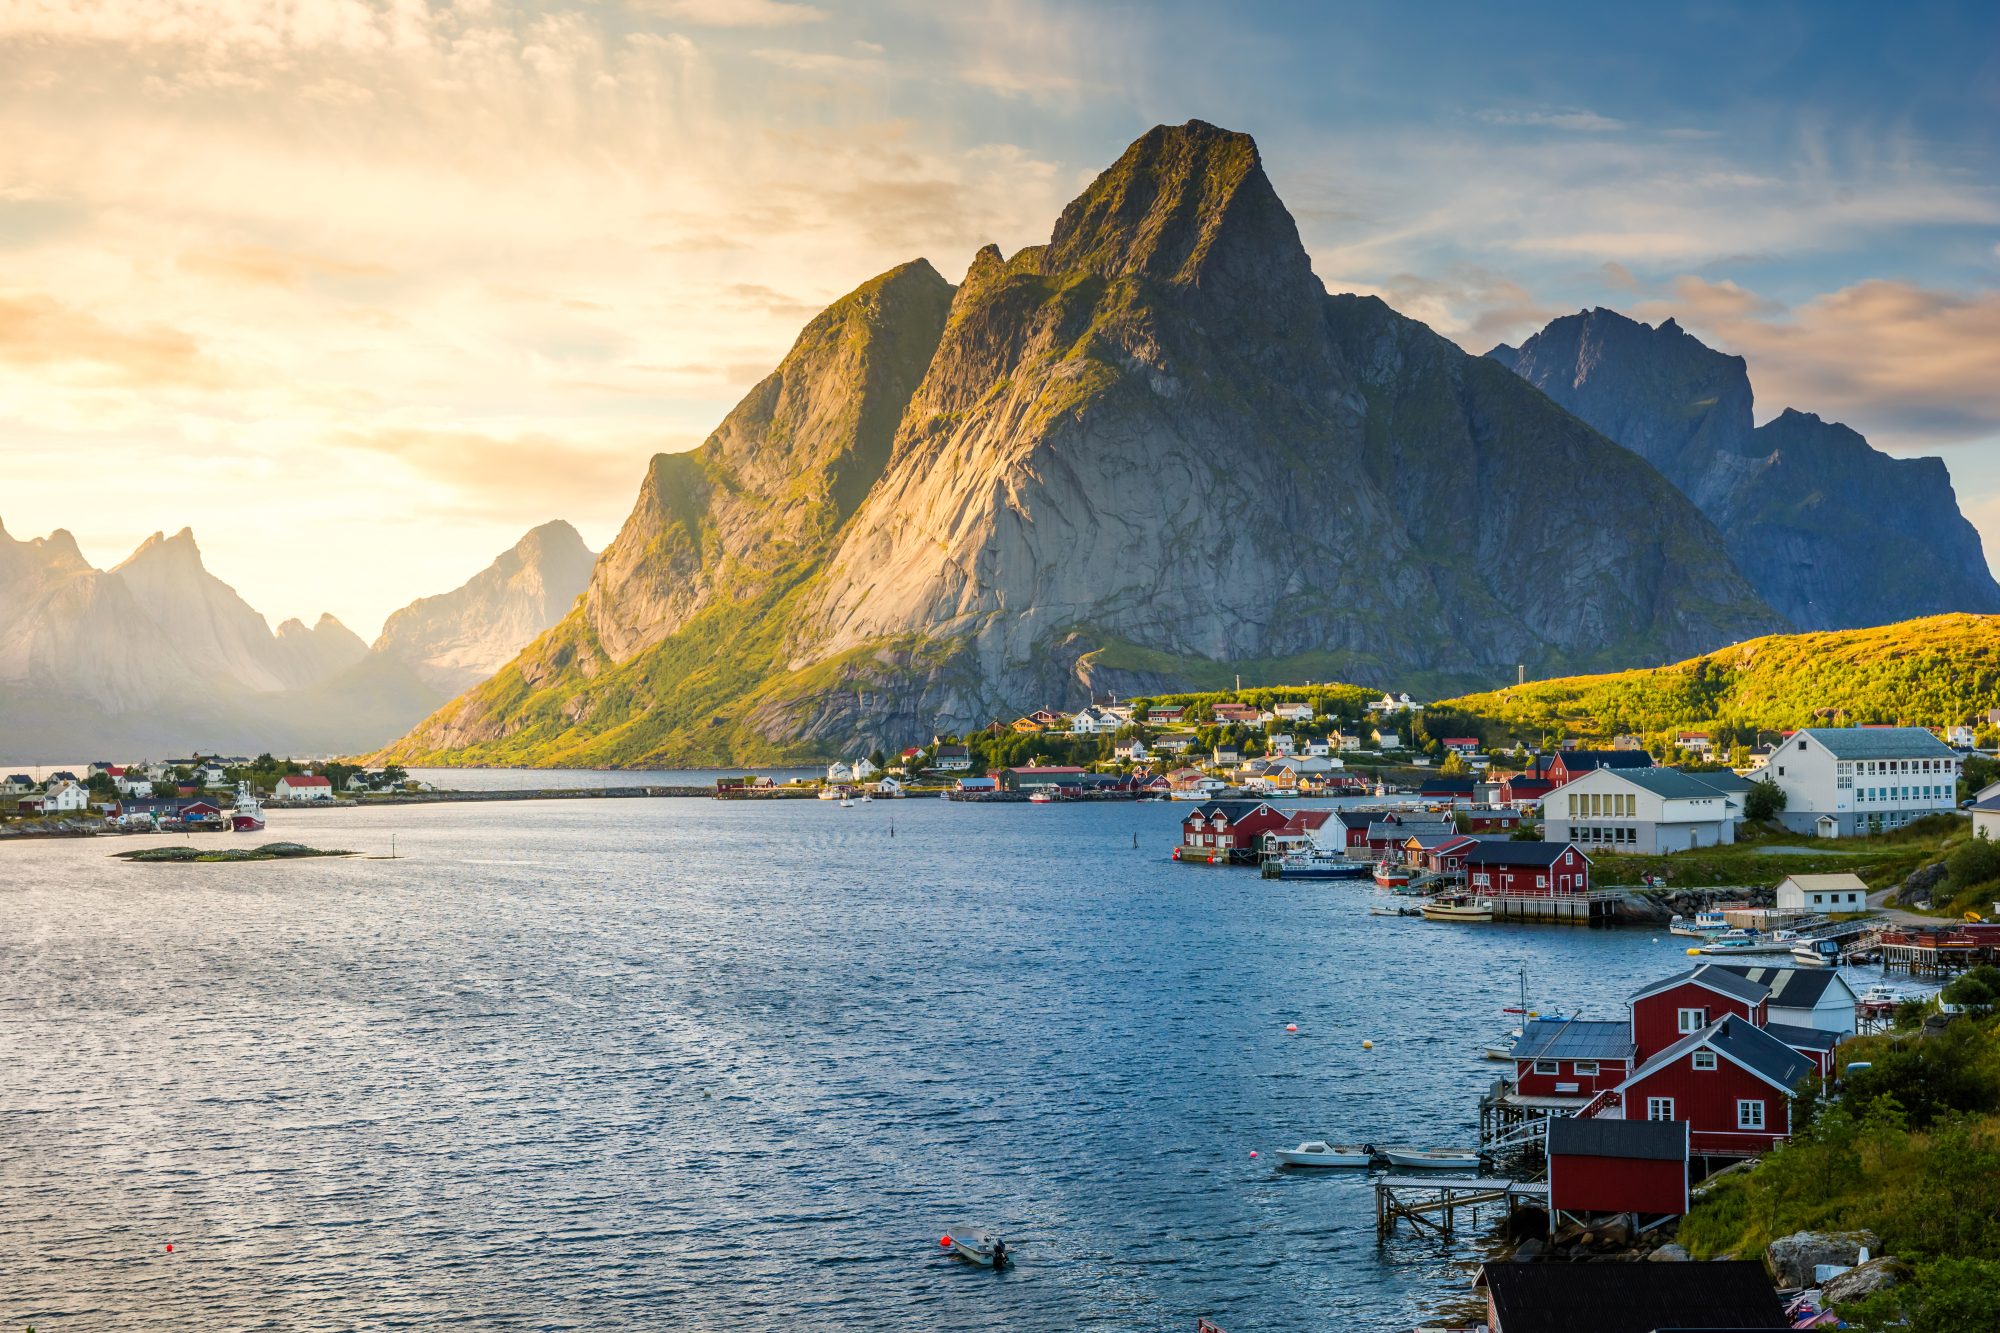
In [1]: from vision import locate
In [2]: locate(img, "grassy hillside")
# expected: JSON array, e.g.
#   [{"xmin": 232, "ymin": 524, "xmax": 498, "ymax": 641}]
[{"xmin": 1433, "ymin": 614, "xmax": 2000, "ymax": 751}]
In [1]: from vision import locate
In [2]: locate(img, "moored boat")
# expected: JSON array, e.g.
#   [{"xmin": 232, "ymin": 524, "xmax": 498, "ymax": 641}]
[
  {"xmin": 229, "ymin": 781, "xmax": 265, "ymax": 833},
  {"xmin": 1372, "ymin": 863, "xmax": 1413, "ymax": 889},
  {"xmin": 941, "ymin": 1228, "xmax": 1011, "ymax": 1268},
  {"xmin": 1421, "ymin": 895, "xmax": 1492, "ymax": 923},
  {"xmin": 1379, "ymin": 1146, "xmax": 1480, "ymax": 1170},
  {"xmin": 1273, "ymin": 1140, "xmax": 1372, "ymax": 1168},
  {"xmin": 1791, "ymin": 938, "xmax": 1842, "ymax": 967}
]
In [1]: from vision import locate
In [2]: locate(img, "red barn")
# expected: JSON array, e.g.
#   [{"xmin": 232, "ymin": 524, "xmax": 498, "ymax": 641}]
[
  {"xmin": 1629, "ymin": 966, "xmax": 1769, "ymax": 1062},
  {"xmin": 1178, "ymin": 800, "xmax": 1289, "ymax": 858},
  {"xmin": 1509, "ymin": 1019, "xmax": 1635, "ymax": 1104},
  {"xmin": 1547, "ymin": 1116, "xmax": 1689, "ymax": 1219},
  {"xmin": 1615, "ymin": 1015, "xmax": 1814, "ymax": 1157},
  {"xmin": 1461, "ymin": 841, "xmax": 1589, "ymax": 897}
]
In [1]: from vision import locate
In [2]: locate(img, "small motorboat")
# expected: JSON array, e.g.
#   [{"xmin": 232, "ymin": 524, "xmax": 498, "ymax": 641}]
[
  {"xmin": 1273, "ymin": 1140, "xmax": 1372, "ymax": 1168},
  {"xmin": 1421, "ymin": 896, "xmax": 1492, "ymax": 923},
  {"xmin": 942, "ymin": 1228, "xmax": 1011, "ymax": 1268},
  {"xmin": 1483, "ymin": 1029, "xmax": 1521, "ymax": 1061},
  {"xmin": 1792, "ymin": 938, "xmax": 1841, "ymax": 967},
  {"xmin": 839, "ymin": 796, "xmax": 854, "ymax": 808},
  {"xmin": 1669, "ymin": 907, "xmax": 1731, "ymax": 937},
  {"xmin": 1027, "ymin": 791, "xmax": 1055, "ymax": 804},
  {"xmin": 1379, "ymin": 1146, "xmax": 1481, "ymax": 1171},
  {"xmin": 1368, "ymin": 904, "xmax": 1415, "ymax": 917}
]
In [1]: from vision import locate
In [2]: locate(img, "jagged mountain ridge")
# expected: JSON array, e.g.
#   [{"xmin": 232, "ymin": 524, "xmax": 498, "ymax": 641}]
[
  {"xmin": 382, "ymin": 120, "xmax": 1782, "ymax": 767},
  {"xmin": 1488, "ymin": 308, "xmax": 2000, "ymax": 630},
  {"xmin": 373, "ymin": 519, "xmax": 596, "ymax": 692}
]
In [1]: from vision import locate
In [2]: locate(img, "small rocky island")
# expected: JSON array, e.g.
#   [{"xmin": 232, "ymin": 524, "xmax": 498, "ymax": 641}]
[{"xmin": 115, "ymin": 842, "xmax": 355, "ymax": 864}]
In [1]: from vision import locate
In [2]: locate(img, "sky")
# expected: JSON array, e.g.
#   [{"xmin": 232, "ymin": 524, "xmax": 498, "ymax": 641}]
[{"xmin": 3, "ymin": 0, "xmax": 1999, "ymax": 637}]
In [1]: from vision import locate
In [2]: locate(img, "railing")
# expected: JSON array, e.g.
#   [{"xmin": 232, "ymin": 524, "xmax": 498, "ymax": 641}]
[{"xmin": 1577, "ymin": 1089, "xmax": 1622, "ymax": 1120}]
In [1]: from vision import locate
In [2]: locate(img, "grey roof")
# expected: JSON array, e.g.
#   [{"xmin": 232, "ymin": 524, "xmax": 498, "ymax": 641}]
[
  {"xmin": 1188, "ymin": 800, "xmax": 1274, "ymax": 822},
  {"xmin": 1702, "ymin": 964, "xmax": 1851, "ymax": 1010},
  {"xmin": 1609, "ymin": 768, "xmax": 1744, "ymax": 800},
  {"xmin": 1764, "ymin": 1021, "xmax": 1843, "ymax": 1052},
  {"xmin": 1629, "ymin": 965, "xmax": 1770, "ymax": 1006},
  {"xmin": 1794, "ymin": 726, "xmax": 1957, "ymax": 760},
  {"xmin": 1557, "ymin": 749, "xmax": 1655, "ymax": 771},
  {"xmin": 1512, "ymin": 1018, "xmax": 1636, "ymax": 1063},
  {"xmin": 1686, "ymin": 769, "xmax": 1753, "ymax": 793},
  {"xmin": 1478, "ymin": 1260, "xmax": 1786, "ymax": 1333},
  {"xmin": 1547, "ymin": 1116, "xmax": 1688, "ymax": 1162},
  {"xmin": 1463, "ymin": 840, "xmax": 1578, "ymax": 867},
  {"xmin": 1628, "ymin": 1015, "xmax": 1816, "ymax": 1092},
  {"xmin": 1367, "ymin": 818, "xmax": 1454, "ymax": 840}
]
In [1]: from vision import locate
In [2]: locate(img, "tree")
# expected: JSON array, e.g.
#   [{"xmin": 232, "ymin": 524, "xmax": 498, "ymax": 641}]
[
  {"xmin": 1946, "ymin": 837, "xmax": 2000, "ymax": 894},
  {"xmin": 1744, "ymin": 778, "xmax": 1787, "ymax": 823},
  {"xmin": 1438, "ymin": 751, "xmax": 1468, "ymax": 776}
]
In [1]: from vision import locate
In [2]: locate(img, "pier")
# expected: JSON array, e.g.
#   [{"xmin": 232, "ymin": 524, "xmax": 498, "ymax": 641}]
[{"xmin": 1374, "ymin": 1175, "xmax": 1547, "ymax": 1238}]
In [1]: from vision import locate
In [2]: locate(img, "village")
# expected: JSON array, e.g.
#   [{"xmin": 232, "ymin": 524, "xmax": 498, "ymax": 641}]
[{"xmin": 0, "ymin": 756, "xmax": 420, "ymax": 834}]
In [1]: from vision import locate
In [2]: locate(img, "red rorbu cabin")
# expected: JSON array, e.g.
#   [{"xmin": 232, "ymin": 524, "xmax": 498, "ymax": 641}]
[
  {"xmin": 1628, "ymin": 966, "xmax": 1769, "ymax": 1062},
  {"xmin": 1462, "ymin": 841, "xmax": 1590, "ymax": 897},
  {"xmin": 1614, "ymin": 1014, "xmax": 1813, "ymax": 1157},
  {"xmin": 1547, "ymin": 1116, "xmax": 1690, "ymax": 1220},
  {"xmin": 1509, "ymin": 1019, "xmax": 1635, "ymax": 1107}
]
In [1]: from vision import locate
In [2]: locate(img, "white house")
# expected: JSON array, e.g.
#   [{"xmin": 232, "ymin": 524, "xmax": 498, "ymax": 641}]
[
  {"xmin": 1774, "ymin": 873, "xmax": 1869, "ymax": 915},
  {"xmin": 274, "ymin": 774, "xmax": 334, "ymax": 801},
  {"xmin": 1974, "ymin": 800, "xmax": 2000, "ymax": 842},
  {"xmin": 1372, "ymin": 729, "xmax": 1401, "ymax": 750},
  {"xmin": 1273, "ymin": 702, "xmax": 1314, "ymax": 723},
  {"xmin": 41, "ymin": 780, "xmax": 90, "ymax": 812},
  {"xmin": 850, "ymin": 756, "xmax": 880, "ymax": 780},
  {"xmin": 1304, "ymin": 737, "xmax": 1331, "ymax": 758},
  {"xmin": 1270, "ymin": 734, "xmax": 1296, "ymax": 757},
  {"xmin": 826, "ymin": 761, "xmax": 853, "ymax": 783},
  {"xmin": 1374, "ymin": 691, "xmax": 1420, "ymax": 714},
  {"xmin": 1676, "ymin": 732, "xmax": 1713, "ymax": 755},
  {"xmin": 1152, "ymin": 734, "xmax": 1194, "ymax": 755},
  {"xmin": 199, "ymin": 765, "xmax": 228, "ymax": 786},
  {"xmin": 1706, "ymin": 964, "xmax": 1859, "ymax": 1036},
  {"xmin": 1069, "ymin": 706, "xmax": 1121, "ymax": 735},
  {"xmin": 1761, "ymin": 727, "xmax": 1961, "ymax": 837},
  {"xmin": 1334, "ymin": 732, "xmax": 1365, "ymax": 752},
  {"xmin": 1946, "ymin": 724, "xmax": 1978, "ymax": 749},
  {"xmin": 114, "ymin": 776, "xmax": 154, "ymax": 798},
  {"xmin": 1116, "ymin": 737, "xmax": 1150, "ymax": 762},
  {"xmin": 1542, "ymin": 767, "xmax": 1742, "ymax": 854},
  {"xmin": 874, "ymin": 776, "xmax": 904, "ymax": 796},
  {"xmin": 1210, "ymin": 744, "xmax": 1239, "ymax": 766},
  {"xmin": 931, "ymin": 744, "xmax": 971, "ymax": 772}
]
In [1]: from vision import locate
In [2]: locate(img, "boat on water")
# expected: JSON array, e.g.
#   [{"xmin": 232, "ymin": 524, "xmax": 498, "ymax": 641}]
[
  {"xmin": 1027, "ymin": 791, "xmax": 1056, "ymax": 804},
  {"xmin": 941, "ymin": 1228, "xmax": 1011, "ymax": 1268},
  {"xmin": 818, "ymin": 786, "xmax": 848, "ymax": 801},
  {"xmin": 1368, "ymin": 904, "xmax": 1419, "ymax": 917},
  {"xmin": 1273, "ymin": 1141, "xmax": 1372, "ymax": 1168},
  {"xmin": 1482, "ymin": 1029, "xmax": 1520, "ymax": 1061},
  {"xmin": 229, "ymin": 781, "xmax": 265, "ymax": 833},
  {"xmin": 1421, "ymin": 895, "xmax": 1493, "ymax": 923},
  {"xmin": 1669, "ymin": 907, "xmax": 1731, "ymax": 938},
  {"xmin": 1858, "ymin": 982, "xmax": 1920, "ymax": 1012},
  {"xmin": 1372, "ymin": 863, "xmax": 1413, "ymax": 889},
  {"xmin": 1267, "ymin": 856, "xmax": 1372, "ymax": 880},
  {"xmin": 1792, "ymin": 938, "xmax": 1842, "ymax": 967},
  {"xmin": 1379, "ymin": 1146, "xmax": 1481, "ymax": 1171},
  {"xmin": 1693, "ymin": 927, "xmax": 1794, "ymax": 956}
]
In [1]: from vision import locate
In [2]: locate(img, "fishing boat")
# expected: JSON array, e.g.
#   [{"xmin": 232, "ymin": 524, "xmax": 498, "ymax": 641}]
[
  {"xmin": 1669, "ymin": 907, "xmax": 1731, "ymax": 938},
  {"xmin": 1792, "ymin": 937, "xmax": 1842, "ymax": 967},
  {"xmin": 1267, "ymin": 856, "xmax": 1372, "ymax": 880},
  {"xmin": 1421, "ymin": 895, "xmax": 1492, "ymax": 923},
  {"xmin": 229, "ymin": 781, "xmax": 265, "ymax": 833},
  {"xmin": 1027, "ymin": 791, "xmax": 1056, "ymax": 804},
  {"xmin": 818, "ymin": 785, "xmax": 848, "ymax": 801},
  {"xmin": 1379, "ymin": 1146, "xmax": 1481, "ymax": 1170},
  {"xmin": 1372, "ymin": 863, "xmax": 1413, "ymax": 889},
  {"xmin": 1273, "ymin": 1141, "xmax": 1372, "ymax": 1168},
  {"xmin": 941, "ymin": 1228, "xmax": 1011, "ymax": 1268}
]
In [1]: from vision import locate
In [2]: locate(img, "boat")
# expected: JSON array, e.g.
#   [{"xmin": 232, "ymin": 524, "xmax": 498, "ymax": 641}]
[
  {"xmin": 1368, "ymin": 904, "xmax": 1418, "ymax": 917},
  {"xmin": 1273, "ymin": 1140, "xmax": 1372, "ymax": 1168},
  {"xmin": 1267, "ymin": 856, "xmax": 1372, "ymax": 880},
  {"xmin": 229, "ymin": 781, "xmax": 265, "ymax": 833},
  {"xmin": 1669, "ymin": 907, "xmax": 1731, "ymax": 938},
  {"xmin": 1378, "ymin": 1146, "xmax": 1481, "ymax": 1171},
  {"xmin": 1792, "ymin": 938, "xmax": 1842, "ymax": 967},
  {"xmin": 941, "ymin": 1228, "xmax": 1011, "ymax": 1268},
  {"xmin": 1421, "ymin": 895, "xmax": 1493, "ymax": 923},
  {"xmin": 839, "ymin": 796, "xmax": 854, "ymax": 808},
  {"xmin": 1858, "ymin": 983, "xmax": 1919, "ymax": 1013},
  {"xmin": 818, "ymin": 786, "xmax": 847, "ymax": 801},
  {"xmin": 1027, "ymin": 791, "xmax": 1056, "ymax": 804},
  {"xmin": 1483, "ymin": 1029, "xmax": 1520, "ymax": 1061},
  {"xmin": 1372, "ymin": 863, "xmax": 1413, "ymax": 889},
  {"xmin": 1693, "ymin": 928, "xmax": 1794, "ymax": 956}
]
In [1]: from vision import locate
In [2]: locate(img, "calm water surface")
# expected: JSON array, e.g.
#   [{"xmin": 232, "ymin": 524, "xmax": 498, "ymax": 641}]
[{"xmin": 3, "ymin": 791, "xmax": 1793, "ymax": 1330}]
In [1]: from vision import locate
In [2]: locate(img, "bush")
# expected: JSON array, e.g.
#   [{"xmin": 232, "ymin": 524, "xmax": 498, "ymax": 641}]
[
  {"xmin": 1843, "ymin": 1021, "xmax": 2000, "ymax": 1130},
  {"xmin": 1946, "ymin": 836, "xmax": 2000, "ymax": 892},
  {"xmin": 1942, "ymin": 966, "xmax": 2000, "ymax": 1017},
  {"xmin": 1743, "ymin": 778, "xmax": 1787, "ymax": 822}
]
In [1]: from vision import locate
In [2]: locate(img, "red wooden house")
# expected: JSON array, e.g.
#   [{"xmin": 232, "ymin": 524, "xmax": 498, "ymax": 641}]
[
  {"xmin": 1461, "ymin": 841, "xmax": 1589, "ymax": 897},
  {"xmin": 1629, "ymin": 966, "xmax": 1768, "ymax": 1061},
  {"xmin": 1178, "ymin": 800, "xmax": 1289, "ymax": 857},
  {"xmin": 1459, "ymin": 806, "xmax": 1521, "ymax": 833},
  {"xmin": 1547, "ymin": 1116, "xmax": 1689, "ymax": 1219},
  {"xmin": 1495, "ymin": 775, "xmax": 1557, "ymax": 806},
  {"xmin": 1509, "ymin": 1019, "xmax": 1635, "ymax": 1106},
  {"xmin": 1614, "ymin": 1014, "xmax": 1813, "ymax": 1156},
  {"xmin": 1419, "ymin": 834, "xmax": 1480, "ymax": 875},
  {"xmin": 1328, "ymin": 809, "xmax": 1375, "ymax": 852},
  {"xmin": 1546, "ymin": 748, "xmax": 1655, "ymax": 788}
]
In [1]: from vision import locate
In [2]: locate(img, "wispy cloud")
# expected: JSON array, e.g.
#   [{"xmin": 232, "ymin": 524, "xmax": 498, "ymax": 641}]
[
  {"xmin": 631, "ymin": 0, "xmax": 826, "ymax": 28},
  {"xmin": 1476, "ymin": 107, "xmax": 1627, "ymax": 132},
  {"xmin": 0, "ymin": 292, "xmax": 230, "ymax": 389}
]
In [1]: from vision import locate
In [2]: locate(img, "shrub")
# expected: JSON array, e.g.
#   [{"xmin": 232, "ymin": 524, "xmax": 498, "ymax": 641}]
[
  {"xmin": 1743, "ymin": 778, "xmax": 1787, "ymax": 822},
  {"xmin": 1946, "ymin": 836, "xmax": 2000, "ymax": 892}
]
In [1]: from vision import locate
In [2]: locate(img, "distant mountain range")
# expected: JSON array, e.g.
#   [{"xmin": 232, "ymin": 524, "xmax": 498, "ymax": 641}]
[
  {"xmin": 1489, "ymin": 310, "xmax": 2000, "ymax": 630},
  {"xmin": 0, "ymin": 518, "xmax": 593, "ymax": 758},
  {"xmin": 382, "ymin": 120, "xmax": 1791, "ymax": 768}
]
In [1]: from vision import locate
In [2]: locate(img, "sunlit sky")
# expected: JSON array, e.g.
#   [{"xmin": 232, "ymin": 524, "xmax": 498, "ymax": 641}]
[{"xmin": 5, "ymin": 0, "xmax": 1999, "ymax": 638}]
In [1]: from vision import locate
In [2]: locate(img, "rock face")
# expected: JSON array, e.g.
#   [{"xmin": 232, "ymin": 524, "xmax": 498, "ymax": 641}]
[
  {"xmin": 373, "ymin": 520, "xmax": 596, "ymax": 692},
  {"xmin": 1490, "ymin": 309, "xmax": 2000, "ymax": 630},
  {"xmin": 382, "ymin": 121, "xmax": 1781, "ymax": 767},
  {"xmin": 1765, "ymin": 1230, "xmax": 1880, "ymax": 1287},
  {"xmin": 273, "ymin": 613, "xmax": 369, "ymax": 690},
  {"xmin": 1823, "ymin": 1256, "xmax": 1907, "ymax": 1304}
]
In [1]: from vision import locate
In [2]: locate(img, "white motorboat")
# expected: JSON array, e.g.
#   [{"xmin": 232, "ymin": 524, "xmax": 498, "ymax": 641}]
[
  {"xmin": 1858, "ymin": 982, "xmax": 1919, "ymax": 1011},
  {"xmin": 942, "ymin": 1228, "xmax": 1011, "ymax": 1268},
  {"xmin": 1483, "ymin": 1029, "xmax": 1521, "ymax": 1061},
  {"xmin": 1421, "ymin": 896, "xmax": 1493, "ymax": 923},
  {"xmin": 1669, "ymin": 907, "xmax": 1731, "ymax": 938},
  {"xmin": 1379, "ymin": 1146, "xmax": 1481, "ymax": 1171},
  {"xmin": 1273, "ymin": 1140, "xmax": 1372, "ymax": 1168},
  {"xmin": 1792, "ymin": 938, "xmax": 1842, "ymax": 967}
]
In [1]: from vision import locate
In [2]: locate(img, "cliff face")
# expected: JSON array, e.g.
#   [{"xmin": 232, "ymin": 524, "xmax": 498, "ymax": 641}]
[
  {"xmin": 381, "ymin": 121, "xmax": 1780, "ymax": 767},
  {"xmin": 372, "ymin": 520, "xmax": 595, "ymax": 692},
  {"xmin": 1490, "ymin": 308, "xmax": 2000, "ymax": 629}
]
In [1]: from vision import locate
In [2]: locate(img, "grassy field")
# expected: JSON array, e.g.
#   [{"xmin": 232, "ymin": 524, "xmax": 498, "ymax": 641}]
[{"xmin": 1587, "ymin": 820, "xmax": 1960, "ymax": 890}]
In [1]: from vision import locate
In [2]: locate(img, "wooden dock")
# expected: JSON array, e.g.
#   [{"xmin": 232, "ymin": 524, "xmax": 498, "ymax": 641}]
[{"xmin": 1374, "ymin": 1175, "xmax": 1547, "ymax": 1238}]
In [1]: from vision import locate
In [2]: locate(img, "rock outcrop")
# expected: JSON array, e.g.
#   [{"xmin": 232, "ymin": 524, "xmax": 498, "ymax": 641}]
[
  {"xmin": 372, "ymin": 520, "xmax": 596, "ymax": 692},
  {"xmin": 1490, "ymin": 309, "xmax": 2000, "ymax": 630},
  {"xmin": 1766, "ymin": 1230, "xmax": 1880, "ymax": 1287},
  {"xmin": 382, "ymin": 121, "xmax": 1782, "ymax": 767}
]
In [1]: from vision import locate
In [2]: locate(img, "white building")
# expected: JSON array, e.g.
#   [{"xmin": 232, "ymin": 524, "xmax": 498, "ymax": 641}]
[
  {"xmin": 1946, "ymin": 724, "xmax": 1977, "ymax": 748},
  {"xmin": 1116, "ymin": 737, "xmax": 1150, "ymax": 762},
  {"xmin": 826, "ymin": 761, "xmax": 852, "ymax": 783},
  {"xmin": 932, "ymin": 744, "xmax": 971, "ymax": 772},
  {"xmin": 1542, "ymin": 768, "xmax": 1742, "ymax": 854},
  {"xmin": 1069, "ymin": 706, "xmax": 1121, "ymax": 735},
  {"xmin": 1334, "ymin": 732, "xmax": 1365, "ymax": 752},
  {"xmin": 1372, "ymin": 729, "xmax": 1401, "ymax": 749},
  {"xmin": 1761, "ymin": 727, "xmax": 1961, "ymax": 837},
  {"xmin": 274, "ymin": 774, "xmax": 334, "ymax": 801},
  {"xmin": 1974, "ymin": 799, "xmax": 2000, "ymax": 842},
  {"xmin": 41, "ymin": 780, "xmax": 90, "ymax": 812},
  {"xmin": 1676, "ymin": 732, "xmax": 1713, "ymax": 755},
  {"xmin": 850, "ymin": 756, "xmax": 879, "ymax": 780},
  {"xmin": 1304, "ymin": 738, "xmax": 1330, "ymax": 757},
  {"xmin": 1706, "ymin": 964, "xmax": 1859, "ymax": 1036},
  {"xmin": 1373, "ymin": 691, "xmax": 1420, "ymax": 714},
  {"xmin": 1774, "ymin": 873, "xmax": 1869, "ymax": 915},
  {"xmin": 1272, "ymin": 702, "xmax": 1313, "ymax": 723},
  {"xmin": 1270, "ymin": 734, "xmax": 1296, "ymax": 757}
]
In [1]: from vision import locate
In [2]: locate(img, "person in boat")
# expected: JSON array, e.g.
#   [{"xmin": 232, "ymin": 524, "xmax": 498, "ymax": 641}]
[{"xmin": 990, "ymin": 1237, "xmax": 1007, "ymax": 1269}]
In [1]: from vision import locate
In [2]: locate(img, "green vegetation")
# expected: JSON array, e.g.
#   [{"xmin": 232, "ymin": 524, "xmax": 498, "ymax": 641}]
[
  {"xmin": 1435, "ymin": 614, "xmax": 2000, "ymax": 758},
  {"xmin": 1681, "ymin": 1002, "xmax": 2000, "ymax": 1331},
  {"xmin": 116, "ymin": 842, "xmax": 355, "ymax": 863},
  {"xmin": 1590, "ymin": 817, "xmax": 1960, "ymax": 889}
]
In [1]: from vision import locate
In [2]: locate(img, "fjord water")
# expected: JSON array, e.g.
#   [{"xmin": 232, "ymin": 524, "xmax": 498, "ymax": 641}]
[{"xmin": 4, "ymin": 792, "xmax": 1675, "ymax": 1331}]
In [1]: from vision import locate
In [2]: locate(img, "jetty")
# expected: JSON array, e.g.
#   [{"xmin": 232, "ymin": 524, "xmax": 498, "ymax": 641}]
[{"xmin": 1374, "ymin": 1175, "xmax": 1547, "ymax": 1238}]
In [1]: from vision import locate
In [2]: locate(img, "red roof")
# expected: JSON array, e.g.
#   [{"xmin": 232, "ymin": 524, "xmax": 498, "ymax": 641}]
[
  {"xmin": 1007, "ymin": 766, "xmax": 1086, "ymax": 776},
  {"xmin": 1443, "ymin": 737, "xmax": 1478, "ymax": 746},
  {"xmin": 1278, "ymin": 809, "xmax": 1335, "ymax": 833},
  {"xmin": 280, "ymin": 774, "xmax": 332, "ymax": 787}
]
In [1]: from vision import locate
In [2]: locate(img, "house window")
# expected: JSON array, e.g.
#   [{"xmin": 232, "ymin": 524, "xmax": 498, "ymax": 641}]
[
  {"xmin": 1647, "ymin": 1096, "xmax": 1675, "ymax": 1121},
  {"xmin": 1574, "ymin": 1060, "xmax": 1598, "ymax": 1076},
  {"xmin": 1678, "ymin": 1007, "xmax": 1707, "ymax": 1033},
  {"xmin": 1738, "ymin": 1099, "xmax": 1766, "ymax": 1130},
  {"xmin": 1533, "ymin": 1059, "xmax": 1558, "ymax": 1075},
  {"xmin": 1693, "ymin": 1050, "xmax": 1717, "ymax": 1070}
]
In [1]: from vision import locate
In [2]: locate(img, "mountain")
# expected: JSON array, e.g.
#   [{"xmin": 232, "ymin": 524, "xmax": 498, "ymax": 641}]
[
  {"xmin": 0, "ymin": 520, "xmax": 585, "ymax": 758},
  {"xmin": 1488, "ymin": 309, "xmax": 2000, "ymax": 630},
  {"xmin": 1433, "ymin": 613, "xmax": 2000, "ymax": 746},
  {"xmin": 372, "ymin": 520, "xmax": 595, "ymax": 692},
  {"xmin": 382, "ymin": 121, "xmax": 1781, "ymax": 768}
]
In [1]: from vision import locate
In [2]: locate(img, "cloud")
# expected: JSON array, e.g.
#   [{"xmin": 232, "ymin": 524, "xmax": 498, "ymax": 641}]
[
  {"xmin": 1600, "ymin": 261, "xmax": 1640, "ymax": 291},
  {"xmin": 1476, "ymin": 107, "xmax": 1627, "ymax": 132},
  {"xmin": 1335, "ymin": 266, "xmax": 1559, "ymax": 349},
  {"xmin": 178, "ymin": 245, "xmax": 389, "ymax": 288},
  {"xmin": 338, "ymin": 427, "xmax": 654, "ymax": 514},
  {"xmin": 631, "ymin": 0, "xmax": 825, "ymax": 27},
  {"xmin": 748, "ymin": 46, "xmax": 884, "ymax": 75},
  {"xmin": 0, "ymin": 292, "xmax": 229, "ymax": 388}
]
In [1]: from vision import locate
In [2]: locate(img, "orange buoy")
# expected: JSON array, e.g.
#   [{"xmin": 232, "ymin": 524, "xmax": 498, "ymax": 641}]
[
  {"xmin": 1285, "ymin": 1023, "xmax": 1298, "ymax": 1033},
  {"xmin": 165, "ymin": 1243, "xmax": 173, "ymax": 1253},
  {"xmin": 940, "ymin": 1234, "xmax": 952, "ymax": 1248},
  {"xmin": 1248, "ymin": 1150, "xmax": 1258, "ymax": 1158}
]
